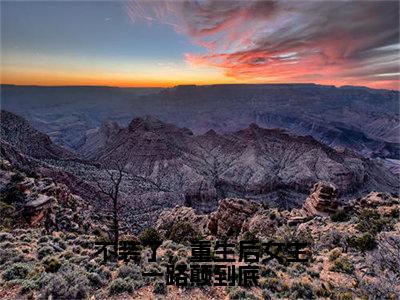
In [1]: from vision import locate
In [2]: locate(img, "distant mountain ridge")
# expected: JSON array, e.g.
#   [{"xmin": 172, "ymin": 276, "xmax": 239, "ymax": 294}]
[{"xmin": 1, "ymin": 83, "xmax": 398, "ymax": 159}]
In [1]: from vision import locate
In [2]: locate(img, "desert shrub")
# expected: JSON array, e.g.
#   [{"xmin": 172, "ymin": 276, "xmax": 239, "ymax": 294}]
[
  {"xmin": 52, "ymin": 236, "xmax": 61, "ymax": 243},
  {"xmin": 69, "ymin": 254, "xmax": 90, "ymax": 265},
  {"xmin": 241, "ymin": 230, "xmax": 259, "ymax": 241},
  {"xmin": 60, "ymin": 250, "xmax": 74, "ymax": 260},
  {"xmin": 109, "ymin": 278, "xmax": 133, "ymax": 295},
  {"xmin": 2, "ymin": 262, "xmax": 32, "ymax": 281},
  {"xmin": 226, "ymin": 287, "xmax": 258, "ymax": 300},
  {"xmin": 87, "ymin": 272, "xmax": 104, "ymax": 287},
  {"xmin": 0, "ymin": 247, "xmax": 13, "ymax": 266},
  {"xmin": 39, "ymin": 264, "xmax": 89, "ymax": 300},
  {"xmin": 80, "ymin": 249, "xmax": 91, "ymax": 256},
  {"xmin": 163, "ymin": 240, "xmax": 179, "ymax": 250},
  {"xmin": 273, "ymin": 225, "xmax": 314, "ymax": 247},
  {"xmin": 262, "ymin": 289, "xmax": 272, "ymax": 300},
  {"xmin": 163, "ymin": 248, "xmax": 175, "ymax": 260},
  {"xmin": 12, "ymin": 228, "xmax": 28, "ymax": 235},
  {"xmin": 290, "ymin": 282, "xmax": 316, "ymax": 299},
  {"xmin": 21, "ymin": 279, "xmax": 39, "ymax": 294},
  {"xmin": 0, "ymin": 248, "xmax": 17, "ymax": 265},
  {"xmin": 336, "ymin": 291, "xmax": 353, "ymax": 300},
  {"xmin": 260, "ymin": 266, "xmax": 277, "ymax": 278},
  {"xmin": 1, "ymin": 184, "xmax": 25, "ymax": 205},
  {"xmin": 0, "ymin": 218, "xmax": 13, "ymax": 231},
  {"xmin": 389, "ymin": 207, "xmax": 399, "ymax": 218},
  {"xmin": 75, "ymin": 235, "xmax": 93, "ymax": 248},
  {"xmin": 142, "ymin": 265, "xmax": 164, "ymax": 284},
  {"xmin": 82, "ymin": 259, "xmax": 98, "ymax": 273},
  {"xmin": 329, "ymin": 249, "xmax": 341, "ymax": 261},
  {"xmin": 65, "ymin": 232, "xmax": 77, "ymax": 240},
  {"xmin": 117, "ymin": 264, "xmax": 142, "ymax": 281},
  {"xmin": 153, "ymin": 280, "xmax": 167, "ymax": 294},
  {"xmin": 37, "ymin": 245, "xmax": 55, "ymax": 260},
  {"xmin": 21, "ymin": 235, "xmax": 32, "ymax": 243},
  {"xmin": 262, "ymin": 277, "xmax": 284, "ymax": 293},
  {"xmin": 356, "ymin": 209, "xmax": 393, "ymax": 235},
  {"xmin": 72, "ymin": 245, "xmax": 83, "ymax": 254},
  {"xmin": 166, "ymin": 222, "xmax": 201, "ymax": 244},
  {"xmin": 347, "ymin": 232, "xmax": 376, "ymax": 252},
  {"xmin": 13, "ymin": 252, "xmax": 27, "ymax": 264},
  {"xmin": 307, "ymin": 269, "xmax": 320, "ymax": 278},
  {"xmin": 330, "ymin": 257, "xmax": 354, "ymax": 274},
  {"xmin": 165, "ymin": 253, "xmax": 179, "ymax": 266},
  {"xmin": 56, "ymin": 240, "xmax": 67, "ymax": 250},
  {"xmin": 291, "ymin": 263, "xmax": 307, "ymax": 276},
  {"xmin": 177, "ymin": 246, "xmax": 189, "ymax": 258},
  {"xmin": 38, "ymin": 235, "xmax": 51, "ymax": 244},
  {"xmin": 319, "ymin": 230, "xmax": 348, "ymax": 250},
  {"xmin": 95, "ymin": 265, "xmax": 112, "ymax": 281},
  {"xmin": 0, "ymin": 241, "xmax": 15, "ymax": 249},
  {"xmin": 331, "ymin": 209, "xmax": 350, "ymax": 222},
  {"xmin": 140, "ymin": 227, "xmax": 161, "ymax": 246},
  {"xmin": 42, "ymin": 257, "xmax": 61, "ymax": 273},
  {"xmin": 316, "ymin": 283, "xmax": 331, "ymax": 297},
  {"xmin": 0, "ymin": 202, "xmax": 15, "ymax": 230},
  {"xmin": 0, "ymin": 232, "xmax": 14, "ymax": 242},
  {"xmin": 38, "ymin": 272, "xmax": 53, "ymax": 288}
]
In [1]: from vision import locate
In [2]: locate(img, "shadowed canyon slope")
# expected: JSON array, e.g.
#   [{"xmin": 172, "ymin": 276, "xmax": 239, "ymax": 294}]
[
  {"xmin": 0, "ymin": 110, "xmax": 76, "ymax": 160},
  {"xmin": 76, "ymin": 116, "xmax": 398, "ymax": 215}
]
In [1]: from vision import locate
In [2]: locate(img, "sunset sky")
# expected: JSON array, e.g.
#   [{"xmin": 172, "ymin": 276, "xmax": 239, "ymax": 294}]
[{"xmin": 1, "ymin": 0, "xmax": 399, "ymax": 89}]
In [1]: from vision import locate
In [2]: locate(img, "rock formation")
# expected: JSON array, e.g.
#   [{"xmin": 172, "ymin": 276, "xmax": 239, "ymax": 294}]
[
  {"xmin": 208, "ymin": 198, "xmax": 262, "ymax": 237},
  {"xmin": 155, "ymin": 198, "xmax": 282, "ymax": 239},
  {"xmin": 155, "ymin": 206, "xmax": 209, "ymax": 237},
  {"xmin": 288, "ymin": 181, "xmax": 339, "ymax": 226},
  {"xmin": 302, "ymin": 182, "xmax": 339, "ymax": 216}
]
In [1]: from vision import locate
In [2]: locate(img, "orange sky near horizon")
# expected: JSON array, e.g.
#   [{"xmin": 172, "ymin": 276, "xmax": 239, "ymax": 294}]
[
  {"xmin": 2, "ymin": 69, "xmax": 398, "ymax": 90},
  {"xmin": 0, "ymin": 69, "xmax": 239, "ymax": 88}
]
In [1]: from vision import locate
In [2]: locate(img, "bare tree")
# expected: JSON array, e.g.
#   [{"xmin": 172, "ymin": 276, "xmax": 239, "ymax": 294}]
[{"xmin": 91, "ymin": 160, "xmax": 126, "ymax": 251}]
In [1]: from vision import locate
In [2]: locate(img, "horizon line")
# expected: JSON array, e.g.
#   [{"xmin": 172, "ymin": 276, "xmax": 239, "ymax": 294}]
[{"xmin": 1, "ymin": 82, "xmax": 398, "ymax": 92}]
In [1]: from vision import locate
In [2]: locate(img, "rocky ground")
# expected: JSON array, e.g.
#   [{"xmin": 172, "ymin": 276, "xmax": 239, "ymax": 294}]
[{"xmin": 1, "ymin": 157, "xmax": 398, "ymax": 299}]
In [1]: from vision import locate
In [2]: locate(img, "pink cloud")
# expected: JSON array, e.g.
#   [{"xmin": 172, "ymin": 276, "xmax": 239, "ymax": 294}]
[{"xmin": 125, "ymin": 1, "xmax": 399, "ymax": 89}]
